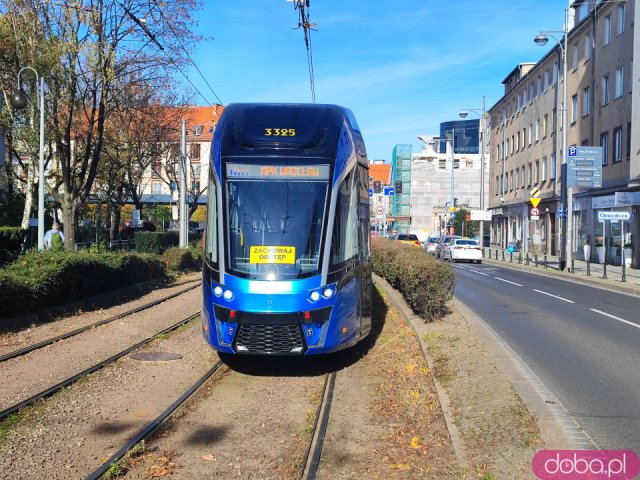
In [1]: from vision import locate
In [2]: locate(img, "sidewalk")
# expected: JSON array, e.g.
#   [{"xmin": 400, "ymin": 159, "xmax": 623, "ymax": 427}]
[{"xmin": 482, "ymin": 246, "xmax": 640, "ymax": 295}]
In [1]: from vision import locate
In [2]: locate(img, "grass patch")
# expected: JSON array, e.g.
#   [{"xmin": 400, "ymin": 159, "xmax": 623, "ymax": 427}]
[{"xmin": 0, "ymin": 414, "xmax": 23, "ymax": 440}]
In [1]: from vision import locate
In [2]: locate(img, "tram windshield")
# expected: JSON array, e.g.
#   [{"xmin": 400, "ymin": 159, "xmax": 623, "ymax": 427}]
[{"xmin": 225, "ymin": 162, "xmax": 330, "ymax": 280}]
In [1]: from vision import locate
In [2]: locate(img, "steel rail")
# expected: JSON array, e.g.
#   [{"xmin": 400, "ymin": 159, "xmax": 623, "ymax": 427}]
[
  {"xmin": 84, "ymin": 359, "xmax": 224, "ymax": 480},
  {"xmin": 0, "ymin": 312, "xmax": 200, "ymax": 421},
  {"xmin": 0, "ymin": 282, "xmax": 201, "ymax": 363},
  {"xmin": 299, "ymin": 371, "xmax": 337, "ymax": 480}
]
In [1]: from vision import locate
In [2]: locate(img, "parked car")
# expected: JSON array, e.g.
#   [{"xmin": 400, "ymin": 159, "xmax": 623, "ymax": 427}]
[
  {"xmin": 435, "ymin": 235, "xmax": 462, "ymax": 258},
  {"xmin": 444, "ymin": 238, "xmax": 482, "ymax": 263},
  {"xmin": 424, "ymin": 236, "xmax": 440, "ymax": 254},
  {"xmin": 393, "ymin": 233, "xmax": 422, "ymax": 247}
]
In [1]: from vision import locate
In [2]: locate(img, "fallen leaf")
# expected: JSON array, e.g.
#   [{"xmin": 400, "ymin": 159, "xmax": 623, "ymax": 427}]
[
  {"xmin": 201, "ymin": 454, "xmax": 216, "ymax": 462},
  {"xmin": 390, "ymin": 463, "xmax": 411, "ymax": 470},
  {"xmin": 149, "ymin": 465, "xmax": 172, "ymax": 477},
  {"xmin": 410, "ymin": 391, "xmax": 420, "ymax": 400},
  {"xmin": 410, "ymin": 436, "xmax": 420, "ymax": 448},
  {"xmin": 134, "ymin": 411, "xmax": 149, "ymax": 418},
  {"xmin": 405, "ymin": 363, "xmax": 415, "ymax": 374}
]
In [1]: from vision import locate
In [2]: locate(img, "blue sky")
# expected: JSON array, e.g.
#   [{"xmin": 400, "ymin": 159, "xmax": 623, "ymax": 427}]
[{"xmin": 186, "ymin": 0, "xmax": 569, "ymax": 162}]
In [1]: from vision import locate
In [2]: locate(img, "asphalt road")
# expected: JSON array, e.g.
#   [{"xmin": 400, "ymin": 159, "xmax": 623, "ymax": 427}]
[{"xmin": 452, "ymin": 261, "xmax": 640, "ymax": 451}]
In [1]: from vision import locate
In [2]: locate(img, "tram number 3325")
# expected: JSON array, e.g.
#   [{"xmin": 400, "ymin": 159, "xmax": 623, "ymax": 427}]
[{"xmin": 264, "ymin": 128, "xmax": 296, "ymax": 137}]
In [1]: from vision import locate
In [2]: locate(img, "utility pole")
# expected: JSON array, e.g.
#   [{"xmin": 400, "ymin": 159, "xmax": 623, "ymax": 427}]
[{"xmin": 179, "ymin": 120, "xmax": 188, "ymax": 248}]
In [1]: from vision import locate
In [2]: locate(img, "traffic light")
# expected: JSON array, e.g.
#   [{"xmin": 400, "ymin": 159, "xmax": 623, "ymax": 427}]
[
  {"xmin": 454, "ymin": 197, "xmax": 458, "ymax": 207},
  {"xmin": 395, "ymin": 180, "xmax": 402, "ymax": 194},
  {"xmin": 373, "ymin": 180, "xmax": 381, "ymax": 193}
]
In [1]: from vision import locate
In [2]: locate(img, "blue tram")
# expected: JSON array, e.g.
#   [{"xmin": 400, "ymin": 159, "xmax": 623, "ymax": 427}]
[{"xmin": 201, "ymin": 103, "xmax": 372, "ymax": 355}]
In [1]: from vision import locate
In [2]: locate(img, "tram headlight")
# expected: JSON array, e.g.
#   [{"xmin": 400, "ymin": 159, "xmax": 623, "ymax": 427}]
[
  {"xmin": 223, "ymin": 289, "xmax": 234, "ymax": 301},
  {"xmin": 309, "ymin": 291, "xmax": 321, "ymax": 302},
  {"xmin": 213, "ymin": 285, "xmax": 223, "ymax": 297},
  {"xmin": 322, "ymin": 286, "xmax": 335, "ymax": 299}
]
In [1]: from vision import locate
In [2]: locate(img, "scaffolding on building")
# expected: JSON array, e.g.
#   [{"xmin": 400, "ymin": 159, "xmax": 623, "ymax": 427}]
[{"xmin": 392, "ymin": 144, "xmax": 412, "ymax": 232}]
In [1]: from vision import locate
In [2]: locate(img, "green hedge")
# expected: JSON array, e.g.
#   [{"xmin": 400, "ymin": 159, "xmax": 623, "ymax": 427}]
[
  {"xmin": 371, "ymin": 238, "xmax": 455, "ymax": 321},
  {"xmin": 161, "ymin": 246, "xmax": 203, "ymax": 272},
  {"xmin": 0, "ymin": 251, "xmax": 167, "ymax": 319},
  {"xmin": 0, "ymin": 227, "xmax": 27, "ymax": 265},
  {"xmin": 134, "ymin": 231, "xmax": 179, "ymax": 254}
]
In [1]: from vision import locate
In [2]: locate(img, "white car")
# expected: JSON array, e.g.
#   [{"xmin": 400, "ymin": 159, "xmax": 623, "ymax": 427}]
[
  {"xmin": 424, "ymin": 236, "xmax": 440, "ymax": 254},
  {"xmin": 444, "ymin": 239, "xmax": 482, "ymax": 263}
]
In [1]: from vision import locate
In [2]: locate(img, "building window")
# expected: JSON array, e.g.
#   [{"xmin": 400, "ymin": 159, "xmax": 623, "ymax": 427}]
[
  {"xmin": 495, "ymin": 176, "xmax": 500, "ymax": 195},
  {"xmin": 571, "ymin": 94, "xmax": 578, "ymax": 122},
  {"xmin": 505, "ymin": 138, "xmax": 510, "ymax": 157},
  {"xmin": 604, "ymin": 15, "xmax": 611, "ymax": 45},
  {"xmin": 583, "ymin": 86, "xmax": 591, "ymax": 116},
  {"xmin": 543, "ymin": 114, "xmax": 548, "ymax": 137},
  {"xmin": 544, "ymin": 69, "xmax": 550, "ymax": 91},
  {"xmin": 542, "ymin": 157, "xmax": 547, "ymax": 181},
  {"xmin": 602, "ymin": 75, "xmax": 610, "ymax": 105},
  {"xmin": 617, "ymin": 4, "xmax": 625, "ymax": 35},
  {"xmin": 527, "ymin": 163, "xmax": 532, "ymax": 186},
  {"xmin": 190, "ymin": 143, "xmax": 201, "ymax": 161},
  {"xmin": 572, "ymin": 43, "xmax": 579, "ymax": 70},
  {"xmin": 535, "ymin": 118, "xmax": 540, "ymax": 141},
  {"xmin": 535, "ymin": 160, "xmax": 540, "ymax": 184},
  {"xmin": 553, "ymin": 110, "xmax": 557, "ymax": 132},
  {"xmin": 553, "ymin": 61, "xmax": 559, "ymax": 84},
  {"xmin": 613, "ymin": 127, "xmax": 622, "ymax": 163},
  {"xmin": 630, "ymin": 60, "xmax": 633, "ymax": 93},
  {"xmin": 600, "ymin": 131, "xmax": 609, "ymax": 165},
  {"xmin": 550, "ymin": 153, "xmax": 557, "ymax": 180},
  {"xmin": 191, "ymin": 125, "xmax": 203, "ymax": 136},
  {"xmin": 528, "ymin": 125, "xmax": 533, "ymax": 145},
  {"xmin": 152, "ymin": 181, "xmax": 162, "ymax": 195},
  {"xmin": 584, "ymin": 32, "xmax": 592, "ymax": 61},
  {"xmin": 627, "ymin": 122, "xmax": 632, "ymax": 160},
  {"xmin": 615, "ymin": 67, "xmax": 624, "ymax": 98}
]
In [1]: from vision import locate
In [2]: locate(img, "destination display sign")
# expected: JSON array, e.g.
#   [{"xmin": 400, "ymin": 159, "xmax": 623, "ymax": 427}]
[
  {"xmin": 567, "ymin": 146, "xmax": 603, "ymax": 188},
  {"xmin": 226, "ymin": 163, "xmax": 330, "ymax": 180}
]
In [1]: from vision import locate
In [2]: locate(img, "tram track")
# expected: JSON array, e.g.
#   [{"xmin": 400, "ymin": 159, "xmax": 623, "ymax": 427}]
[
  {"xmin": 0, "ymin": 311, "xmax": 200, "ymax": 421},
  {"xmin": 0, "ymin": 281, "xmax": 201, "ymax": 364},
  {"xmin": 85, "ymin": 359, "xmax": 225, "ymax": 480},
  {"xmin": 299, "ymin": 371, "xmax": 337, "ymax": 480}
]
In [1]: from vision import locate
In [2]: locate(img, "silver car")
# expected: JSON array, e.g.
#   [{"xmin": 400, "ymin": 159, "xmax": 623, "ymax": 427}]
[{"xmin": 435, "ymin": 235, "xmax": 462, "ymax": 258}]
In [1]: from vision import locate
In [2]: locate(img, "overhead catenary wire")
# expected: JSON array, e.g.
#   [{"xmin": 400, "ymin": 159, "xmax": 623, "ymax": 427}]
[
  {"xmin": 121, "ymin": 1, "xmax": 222, "ymax": 107},
  {"xmin": 292, "ymin": 0, "xmax": 317, "ymax": 103}
]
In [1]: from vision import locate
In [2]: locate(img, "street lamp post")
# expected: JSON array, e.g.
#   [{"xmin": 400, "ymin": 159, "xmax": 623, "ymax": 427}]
[
  {"xmin": 443, "ymin": 130, "xmax": 456, "ymax": 234},
  {"xmin": 459, "ymin": 95, "xmax": 486, "ymax": 249},
  {"xmin": 534, "ymin": 7, "xmax": 569, "ymax": 270},
  {"xmin": 10, "ymin": 67, "xmax": 45, "ymax": 251}
]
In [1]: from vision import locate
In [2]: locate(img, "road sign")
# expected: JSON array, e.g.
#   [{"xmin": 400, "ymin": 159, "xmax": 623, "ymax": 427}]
[
  {"xmin": 557, "ymin": 207, "xmax": 567, "ymax": 218},
  {"xmin": 450, "ymin": 212, "xmax": 456, "ymax": 219},
  {"xmin": 449, "ymin": 206, "xmax": 455, "ymax": 212},
  {"xmin": 530, "ymin": 187, "xmax": 540, "ymax": 198},
  {"xmin": 597, "ymin": 211, "xmax": 632, "ymax": 221},
  {"xmin": 376, "ymin": 206, "xmax": 384, "ymax": 214},
  {"xmin": 567, "ymin": 146, "xmax": 603, "ymax": 188},
  {"xmin": 530, "ymin": 197, "xmax": 541, "ymax": 208},
  {"xmin": 470, "ymin": 210, "xmax": 492, "ymax": 221},
  {"xmin": 368, "ymin": 188, "xmax": 373, "ymax": 197},
  {"xmin": 530, "ymin": 207, "xmax": 540, "ymax": 216},
  {"xmin": 383, "ymin": 187, "xmax": 395, "ymax": 196}
]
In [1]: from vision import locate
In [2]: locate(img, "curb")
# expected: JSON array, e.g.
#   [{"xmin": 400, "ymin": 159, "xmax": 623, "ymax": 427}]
[{"xmin": 372, "ymin": 274, "xmax": 469, "ymax": 469}]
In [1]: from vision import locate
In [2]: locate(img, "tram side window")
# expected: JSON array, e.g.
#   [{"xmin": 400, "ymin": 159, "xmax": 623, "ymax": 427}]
[
  {"xmin": 205, "ymin": 172, "xmax": 218, "ymax": 262},
  {"xmin": 330, "ymin": 169, "xmax": 359, "ymax": 268}
]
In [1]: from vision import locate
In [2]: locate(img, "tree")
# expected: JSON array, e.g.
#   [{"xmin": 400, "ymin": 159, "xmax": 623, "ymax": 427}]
[
  {"xmin": 1, "ymin": 0, "xmax": 205, "ymax": 248},
  {"xmin": 452, "ymin": 207, "xmax": 479, "ymax": 238}
]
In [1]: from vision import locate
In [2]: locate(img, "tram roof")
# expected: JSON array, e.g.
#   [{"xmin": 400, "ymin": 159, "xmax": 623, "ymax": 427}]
[{"xmin": 216, "ymin": 103, "xmax": 362, "ymax": 159}]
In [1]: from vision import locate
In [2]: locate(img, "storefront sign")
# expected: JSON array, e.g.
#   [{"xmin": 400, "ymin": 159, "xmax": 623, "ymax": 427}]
[{"xmin": 592, "ymin": 192, "xmax": 640, "ymax": 209}]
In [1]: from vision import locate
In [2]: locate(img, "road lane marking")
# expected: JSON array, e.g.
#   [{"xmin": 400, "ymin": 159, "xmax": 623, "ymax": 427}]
[
  {"xmin": 532, "ymin": 289, "xmax": 575, "ymax": 303},
  {"xmin": 467, "ymin": 268, "xmax": 489, "ymax": 276},
  {"xmin": 494, "ymin": 277, "xmax": 523, "ymax": 286},
  {"xmin": 590, "ymin": 309, "xmax": 639, "ymax": 330}
]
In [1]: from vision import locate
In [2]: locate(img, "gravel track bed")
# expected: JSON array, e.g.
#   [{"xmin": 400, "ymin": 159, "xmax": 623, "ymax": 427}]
[
  {"xmin": 0, "ymin": 321, "xmax": 218, "ymax": 480},
  {"xmin": 0, "ymin": 288, "xmax": 201, "ymax": 411},
  {"xmin": 122, "ymin": 363, "xmax": 325, "ymax": 480},
  {"xmin": 0, "ymin": 273, "xmax": 201, "ymax": 356}
]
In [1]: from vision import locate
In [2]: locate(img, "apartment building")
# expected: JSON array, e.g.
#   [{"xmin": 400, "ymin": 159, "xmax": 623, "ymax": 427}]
[{"xmin": 488, "ymin": 0, "xmax": 639, "ymax": 268}]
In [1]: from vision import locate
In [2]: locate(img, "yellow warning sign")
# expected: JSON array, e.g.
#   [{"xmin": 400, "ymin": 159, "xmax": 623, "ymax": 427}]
[
  {"xmin": 530, "ymin": 187, "xmax": 540, "ymax": 198},
  {"xmin": 530, "ymin": 197, "xmax": 541, "ymax": 208},
  {"xmin": 250, "ymin": 246, "xmax": 296, "ymax": 264},
  {"xmin": 449, "ymin": 206, "xmax": 456, "ymax": 212}
]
